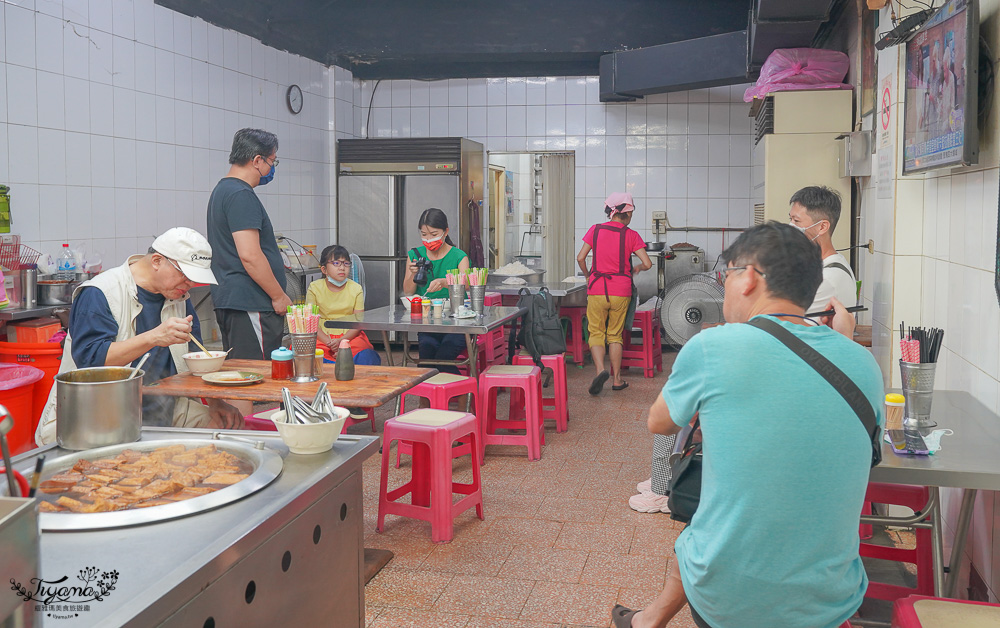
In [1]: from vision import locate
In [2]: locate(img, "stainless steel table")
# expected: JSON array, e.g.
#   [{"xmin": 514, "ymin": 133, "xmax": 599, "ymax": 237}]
[
  {"xmin": 323, "ymin": 305, "xmax": 526, "ymax": 378},
  {"xmin": 8, "ymin": 427, "xmax": 379, "ymax": 627},
  {"xmin": 865, "ymin": 390, "xmax": 1000, "ymax": 598},
  {"xmin": 483, "ymin": 280, "xmax": 587, "ymax": 301}
]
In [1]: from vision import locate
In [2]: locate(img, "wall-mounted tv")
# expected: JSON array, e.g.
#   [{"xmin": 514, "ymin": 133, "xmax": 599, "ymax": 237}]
[{"xmin": 902, "ymin": 0, "xmax": 979, "ymax": 175}]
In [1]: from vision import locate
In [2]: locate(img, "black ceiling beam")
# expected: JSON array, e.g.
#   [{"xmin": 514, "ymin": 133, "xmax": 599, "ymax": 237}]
[{"xmin": 599, "ymin": 31, "xmax": 750, "ymax": 102}]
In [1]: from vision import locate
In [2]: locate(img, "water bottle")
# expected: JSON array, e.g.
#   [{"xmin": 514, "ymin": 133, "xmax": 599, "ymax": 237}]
[{"xmin": 56, "ymin": 244, "xmax": 77, "ymax": 281}]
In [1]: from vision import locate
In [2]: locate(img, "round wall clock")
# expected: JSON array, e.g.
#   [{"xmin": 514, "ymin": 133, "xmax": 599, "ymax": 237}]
[{"xmin": 286, "ymin": 85, "xmax": 303, "ymax": 114}]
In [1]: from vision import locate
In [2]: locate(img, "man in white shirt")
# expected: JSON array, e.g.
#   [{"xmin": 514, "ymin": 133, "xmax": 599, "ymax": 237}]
[{"xmin": 788, "ymin": 186, "xmax": 857, "ymax": 314}]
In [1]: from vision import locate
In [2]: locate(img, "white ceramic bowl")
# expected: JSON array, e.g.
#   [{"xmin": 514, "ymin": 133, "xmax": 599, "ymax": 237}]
[
  {"xmin": 270, "ymin": 407, "xmax": 348, "ymax": 454},
  {"xmin": 400, "ymin": 295, "xmax": 417, "ymax": 308},
  {"xmin": 182, "ymin": 351, "xmax": 228, "ymax": 375}
]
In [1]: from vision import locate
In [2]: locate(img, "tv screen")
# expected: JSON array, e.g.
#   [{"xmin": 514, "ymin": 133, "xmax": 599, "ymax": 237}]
[{"xmin": 902, "ymin": 0, "xmax": 979, "ymax": 174}]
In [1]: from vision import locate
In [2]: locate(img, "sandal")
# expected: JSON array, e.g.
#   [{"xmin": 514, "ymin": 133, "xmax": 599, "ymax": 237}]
[
  {"xmin": 589, "ymin": 370, "xmax": 610, "ymax": 395},
  {"xmin": 612, "ymin": 604, "xmax": 640, "ymax": 628},
  {"xmin": 612, "ymin": 381, "xmax": 629, "ymax": 391}
]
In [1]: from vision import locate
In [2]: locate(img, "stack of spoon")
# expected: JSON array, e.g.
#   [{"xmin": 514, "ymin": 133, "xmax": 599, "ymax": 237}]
[{"xmin": 280, "ymin": 383, "xmax": 341, "ymax": 424}]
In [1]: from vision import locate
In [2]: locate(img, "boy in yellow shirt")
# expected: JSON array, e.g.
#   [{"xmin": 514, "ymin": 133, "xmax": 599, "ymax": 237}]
[{"xmin": 306, "ymin": 245, "xmax": 380, "ymax": 365}]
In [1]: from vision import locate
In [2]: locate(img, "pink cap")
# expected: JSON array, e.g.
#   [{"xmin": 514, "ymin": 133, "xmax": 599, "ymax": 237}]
[
  {"xmin": 604, "ymin": 192, "xmax": 635, "ymax": 215},
  {"xmin": 339, "ymin": 339, "xmax": 351, "ymax": 349}
]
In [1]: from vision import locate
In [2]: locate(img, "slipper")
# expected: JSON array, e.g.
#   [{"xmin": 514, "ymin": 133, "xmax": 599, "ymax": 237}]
[
  {"xmin": 612, "ymin": 381, "xmax": 629, "ymax": 391},
  {"xmin": 612, "ymin": 604, "xmax": 640, "ymax": 628},
  {"xmin": 589, "ymin": 370, "xmax": 610, "ymax": 395}
]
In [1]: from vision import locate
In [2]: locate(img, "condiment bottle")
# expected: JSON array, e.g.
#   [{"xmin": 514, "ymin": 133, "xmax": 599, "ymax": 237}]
[
  {"xmin": 271, "ymin": 347, "xmax": 294, "ymax": 380},
  {"xmin": 421, "ymin": 297, "xmax": 431, "ymax": 317},
  {"xmin": 314, "ymin": 349, "xmax": 325, "ymax": 375},
  {"xmin": 335, "ymin": 339, "xmax": 355, "ymax": 381},
  {"xmin": 410, "ymin": 295, "xmax": 422, "ymax": 316}
]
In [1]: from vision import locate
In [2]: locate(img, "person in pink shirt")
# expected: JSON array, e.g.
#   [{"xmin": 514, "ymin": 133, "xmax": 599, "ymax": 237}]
[{"xmin": 576, "ymin": 192, "xmax": 652, "ymax": 395}]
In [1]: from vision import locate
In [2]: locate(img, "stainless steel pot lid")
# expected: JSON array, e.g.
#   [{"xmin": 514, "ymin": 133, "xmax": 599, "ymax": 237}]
[{"xmin": 7, "ymin": 439, "xmax": 283, "ymax": 531}]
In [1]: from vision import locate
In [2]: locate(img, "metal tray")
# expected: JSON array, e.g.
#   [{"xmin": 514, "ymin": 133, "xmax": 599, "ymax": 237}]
[{"xmin": 14, "ymin": 438, "xmax": 283, "ymax": 532}]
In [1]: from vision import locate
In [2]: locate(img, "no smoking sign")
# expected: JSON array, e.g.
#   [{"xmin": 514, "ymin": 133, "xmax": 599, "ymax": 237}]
[{"xmin": 881, "ymin": 86, "xmax": 891, "ymax": 130}]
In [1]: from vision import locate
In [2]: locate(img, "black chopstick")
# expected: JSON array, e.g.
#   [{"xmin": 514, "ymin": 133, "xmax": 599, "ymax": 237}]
[
  {"xmin": 27, "ymin": 455, "xmax": 45, "ymax": 498},
  {"xmin": 804, "ymin": 305, "xmax": 868, "ymax": 318}
]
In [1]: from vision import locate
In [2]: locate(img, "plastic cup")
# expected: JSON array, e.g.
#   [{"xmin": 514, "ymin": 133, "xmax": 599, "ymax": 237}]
[{"xmin": 884, "ymin": 393, "xmax": 905, "ymax": 431}]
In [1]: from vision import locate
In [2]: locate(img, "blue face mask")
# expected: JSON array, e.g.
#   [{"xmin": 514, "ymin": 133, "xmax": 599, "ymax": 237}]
[
  {"xmin": 327, "ymin": 275, "xmax": 348, "ymax": 287},
  {"xmin": 258, "ymin": 161, "xmax": 276, "ymax": 186}
]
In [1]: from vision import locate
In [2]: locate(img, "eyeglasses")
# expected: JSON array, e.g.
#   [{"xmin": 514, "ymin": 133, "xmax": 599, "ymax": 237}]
[
  {"xmin": 327, "ymin": 261, "xmax": 351, "ymax": 269},
  {"xmin": 715, "ymin": 266, "xmax": 766, "ymax": 285},
  {"xmin": 164, "ymin": 257, "xmax": 191, "ymax": 281},
  {"xmin": 260, "ymin": 156, "xmax": 279, "ymax": 168}
]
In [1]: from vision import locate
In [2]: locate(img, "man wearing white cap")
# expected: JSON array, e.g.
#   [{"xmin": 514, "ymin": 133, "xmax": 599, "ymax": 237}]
[{"xmin": 35, "ymin": 228, "xmax": 243, "ymax": 445}]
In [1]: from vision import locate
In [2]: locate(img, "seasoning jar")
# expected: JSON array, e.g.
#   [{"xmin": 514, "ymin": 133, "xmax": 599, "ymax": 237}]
[
  {"xmin": 270, "ymin": 347, "xmax": 294, "ymax": 380},
  {"xmin": 410, "ymin": 295, "xmax": 422, "ymax": 316},
  {"xmin": 421, "ymin": 298, "xmax": 431, "ymax": 318},
  {"xmin": 314, "ymin": 349, "xmax": 325, "ymax": 376},
  {"xmin": 431, "ymin": 299, "xmax": 444, "ymax": 317}
]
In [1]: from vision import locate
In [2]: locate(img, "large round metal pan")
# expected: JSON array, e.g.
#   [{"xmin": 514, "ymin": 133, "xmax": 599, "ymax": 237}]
[{"xmin": 24, "ymin": 439, "xmax": 283, "ymax": 532}]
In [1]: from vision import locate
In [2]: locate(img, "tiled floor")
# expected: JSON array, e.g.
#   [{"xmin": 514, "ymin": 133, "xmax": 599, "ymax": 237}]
[
  {"xmin": 355, "ymin": 351, "xmax": 696, "ymax": 628},
  {"xmin": 355, "ymin": 349, "xmax": 904, "ymax": 627}
]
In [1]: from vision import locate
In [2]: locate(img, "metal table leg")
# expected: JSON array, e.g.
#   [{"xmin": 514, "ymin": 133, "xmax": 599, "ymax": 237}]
[
  {"xmin": 464, "ymin": 333, "xmax": 478, "ymax": 412},
  {"xmin": 929, "ymin": 486, "xmax": 945, "ymax": 597},
  {"xmin": 380, "ymin": 331, "xmax": 394, "ymax": 367},
  {"xmin": 946, "ymin": 488, "xmax": 977, "ymax": 598}
]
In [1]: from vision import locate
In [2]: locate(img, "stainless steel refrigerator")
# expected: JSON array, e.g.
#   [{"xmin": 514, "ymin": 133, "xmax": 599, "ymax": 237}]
[{"xmin": 336, "ymin": 138, "xmax": 484, "ymax": 310}]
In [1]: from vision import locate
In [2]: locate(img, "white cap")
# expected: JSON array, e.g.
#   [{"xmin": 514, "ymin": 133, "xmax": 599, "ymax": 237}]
[{"xmin": 151, "ymin": 227, "xmax": 218, "ymax": 285}]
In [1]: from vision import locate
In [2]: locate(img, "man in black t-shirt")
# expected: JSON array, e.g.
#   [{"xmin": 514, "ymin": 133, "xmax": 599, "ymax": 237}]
[{"xmin": 207, "ymin": 129, "xmax": 291, "ymax": 368}]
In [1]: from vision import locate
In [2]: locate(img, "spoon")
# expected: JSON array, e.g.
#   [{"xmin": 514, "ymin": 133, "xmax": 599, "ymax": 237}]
[{"xmin": 128, "ymin": 352, "xmax": 151, "ymax": 381}]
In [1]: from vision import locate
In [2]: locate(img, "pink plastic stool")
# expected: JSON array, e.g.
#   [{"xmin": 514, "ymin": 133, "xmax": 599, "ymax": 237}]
[
  {"xmin": 478, "ymin": 365, "xmax": 545, "ymax": 461},
  {"xmin": 511, "ymin": 353, "xmax": 568, "ymax": 432},
  {"xmin": 861, "ymin": 483, "xmax": 934, "ymax": 601},
  {"xmin": 559, "ymin": 306, "xmax": 588, "ymax": 366},
  {"xmin": 621, "ymin": 310, "xmax": 663, "ymax": 378},
  {"xmin": 377, "ymin": 409, "xmax": 484, "ymax": 543},
  {"xmin": 243, "ymin": 410, "xmax": 280, "ymax": 432},
  {"xmin": 396, "ymin": 373, "xmax": 480, "ymax": 467},
  {"xmin": 892, "ymin": 595, "xmax": 1000, "ymax": 627}
]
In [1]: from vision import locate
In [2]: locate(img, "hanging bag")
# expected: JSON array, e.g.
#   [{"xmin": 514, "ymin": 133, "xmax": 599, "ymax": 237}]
[
  {"xmin": 507, "ymin": 287, "xmax": 567, "ymax": 370},
  {"xmin": 666, "ymin": 317, "xmax": 882, "ymax": 523}
]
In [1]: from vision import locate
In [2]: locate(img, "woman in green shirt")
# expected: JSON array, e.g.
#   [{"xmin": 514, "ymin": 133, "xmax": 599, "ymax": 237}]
[{"xmin": 403, "ymin": 208, "xmax": 469, "ymax": 373}]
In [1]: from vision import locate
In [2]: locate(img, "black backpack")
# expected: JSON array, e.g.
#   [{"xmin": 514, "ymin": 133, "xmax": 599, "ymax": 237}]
[{"xmin": 507, "ymin": 287, "xmax": 567, "ymax": 369}]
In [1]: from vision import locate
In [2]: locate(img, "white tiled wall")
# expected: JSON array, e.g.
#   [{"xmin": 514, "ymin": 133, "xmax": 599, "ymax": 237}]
[
  {"xmin": 1, "ymin": 0, "xmax": 333, "ymax": 269},
  {"xmin": 343, "ymin": 76, "xmax": 755, "ymax": 266},
  {"xmin": 856, "ymin": 1, "xmax": 1000, "ymax": 601}
]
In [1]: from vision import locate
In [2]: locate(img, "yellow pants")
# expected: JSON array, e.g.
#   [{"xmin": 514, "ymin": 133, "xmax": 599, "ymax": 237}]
[{"xmin": 587, "ymin": 295, "xmax": 631, "ymax": 346}]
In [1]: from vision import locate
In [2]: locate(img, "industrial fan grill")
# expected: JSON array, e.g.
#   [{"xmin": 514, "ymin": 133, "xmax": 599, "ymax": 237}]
[{"xmin": 659, "ymin": 273, "xmax": 725, "ymax": 347}]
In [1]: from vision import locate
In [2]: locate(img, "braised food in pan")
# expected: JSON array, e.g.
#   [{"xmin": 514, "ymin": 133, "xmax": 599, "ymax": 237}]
[{"xmin": 37, "ymin": 444, "xmax": 252, "ymax": 513}]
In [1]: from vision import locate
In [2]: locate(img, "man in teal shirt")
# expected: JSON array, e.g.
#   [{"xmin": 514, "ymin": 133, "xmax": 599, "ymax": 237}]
[{"xmin": 614, "ymin": 222, "xmax": 883, "ymax": 628}]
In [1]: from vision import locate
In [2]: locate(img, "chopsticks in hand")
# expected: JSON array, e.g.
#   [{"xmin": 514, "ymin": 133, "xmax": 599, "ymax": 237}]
[{"xmin": 189, "ymin": 334, "xmax": 212, "ymax": 358}]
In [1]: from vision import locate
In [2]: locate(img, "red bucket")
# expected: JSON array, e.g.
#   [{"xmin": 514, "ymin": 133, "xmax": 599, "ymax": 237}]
[
  {"xmin": 0, "ymin": 341, "xmax": 62, "ymax": 451},
  {"xmin": 0, "ymin": 363, "xmax": 45, "ymax": 455}
]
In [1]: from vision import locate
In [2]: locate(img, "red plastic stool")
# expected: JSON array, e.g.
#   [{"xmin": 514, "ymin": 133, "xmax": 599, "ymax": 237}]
[
  {"xmin": 342, "ymin": 408, "xmax": 376, "ymax": 433},
  {"xmin": 511, "ymin": 353, "xmax": 568, "ymax": 432},
  {"xmin": 861, "ymin": 483, "xmax": 934, "ymax": 601},
  {"xmin": 243, "ymin": 410, "xmax": 280, "ymax": 432},
  {"xmin": 397, "ymin": 374, "xmax": 480, "ymax": 467},
  {"xmin": 484, "ymin": 292, "xmax": 502, "ymax": 306},
  {"xmin": 559, "ymin": 306, "xmax": 588, "ymax": 366},
  {"xmin": 377, "ymin": 409, "xmax": 484, "ymax": 543},
  {"xmin": 478, "ymin": 365, "xmax": 545, "ymax": 461},
  {"xmin": 892, "ymin": 595, "xmax": 1000, "ymax": 627},
  {"xmin": 621, "ymin": 310, "xmax": 663, "ymax": 378}
]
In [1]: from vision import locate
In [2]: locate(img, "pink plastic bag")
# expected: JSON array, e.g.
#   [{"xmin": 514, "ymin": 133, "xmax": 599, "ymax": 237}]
[{"xmin": 744, "ymin": 48, "xmax": 852, "ymax": 102}]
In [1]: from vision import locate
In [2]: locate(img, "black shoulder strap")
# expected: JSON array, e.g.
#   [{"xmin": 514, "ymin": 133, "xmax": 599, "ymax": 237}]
[
  {"xmin": 825, "ymin": 262, "xmax": 853, "ymax": 277},
  {"xmin": 747, "ymin": 317, "xmax": 881, "ymax": 467}
]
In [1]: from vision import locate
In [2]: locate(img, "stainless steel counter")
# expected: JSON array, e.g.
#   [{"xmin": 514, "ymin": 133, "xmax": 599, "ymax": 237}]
[
  {"xmin": 7, "ymin": 427, "xmax": 379, "ymax": 627},
  {"xmin": 0, "ymin": 306, "xmax": 59, "ymax": 322},
  {"xmin": 483, "ymin": 280, "xmax": 587, "ymax": 299}
]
